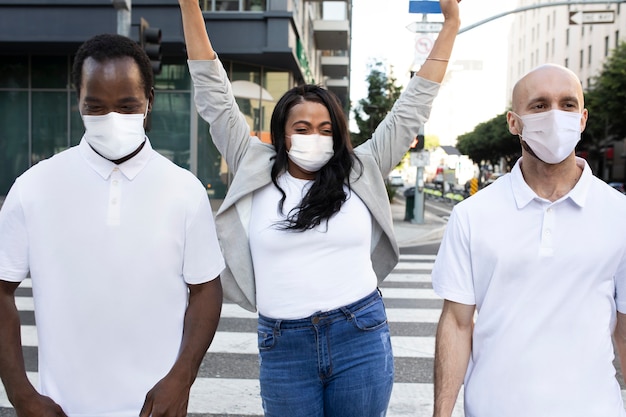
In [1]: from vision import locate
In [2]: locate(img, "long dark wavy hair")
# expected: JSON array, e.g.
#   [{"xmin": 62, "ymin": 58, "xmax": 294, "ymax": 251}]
[{"xmin": 270, "ymin": 84, "xmax": 362, "ymax": 231}]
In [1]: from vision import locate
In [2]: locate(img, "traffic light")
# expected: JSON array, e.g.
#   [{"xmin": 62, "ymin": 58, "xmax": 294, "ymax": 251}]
[
  {"xmin": 409, "ymin": 134, "xmax": 425, "ymax": 152},
  {"xmin": 140, "ymin": 17, "xmax": 162, "ymax": 75}
]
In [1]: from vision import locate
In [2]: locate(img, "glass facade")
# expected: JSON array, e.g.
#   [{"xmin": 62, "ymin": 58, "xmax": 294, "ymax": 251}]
[{"xmin": 0, "ymin": 54, "xmax": 290, "ymax": 200}]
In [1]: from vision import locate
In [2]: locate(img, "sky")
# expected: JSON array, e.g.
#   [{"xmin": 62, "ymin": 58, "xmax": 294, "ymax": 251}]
[{"xmin": 349, "ymin": 0, "xmax": 518, "ymax": 145}]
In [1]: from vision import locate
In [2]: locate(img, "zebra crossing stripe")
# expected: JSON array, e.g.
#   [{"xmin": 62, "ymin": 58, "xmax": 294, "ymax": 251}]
[{"xmin": 380, "ymin": 288, "xmax": 440, "ymax": 300}]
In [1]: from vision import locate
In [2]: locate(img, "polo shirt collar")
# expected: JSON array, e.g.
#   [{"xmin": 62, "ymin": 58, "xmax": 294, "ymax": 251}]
[
  {"xmin": 79, "ymin": 136, "xmax": 154, "ymax": 180},
  {"xmin": 511, "ymin": 156, "xmax": 592, "ymax": 209}
]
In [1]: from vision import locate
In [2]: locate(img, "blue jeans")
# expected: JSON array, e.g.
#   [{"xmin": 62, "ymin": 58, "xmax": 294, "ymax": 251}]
[{"xmin": 257, "ymin": 290, "xmax": 394, "ymax": 417}]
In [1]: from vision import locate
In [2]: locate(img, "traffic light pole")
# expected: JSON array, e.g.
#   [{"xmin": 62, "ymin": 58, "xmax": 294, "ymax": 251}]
[
  {"xmin": 413, "ymin": 163, "xmax": 425, "ymax": 224},
  {"xmin": 112, "ymin": 0, "xmax": 132, "ymax": 37},
  {"xmin": 410, "ymin": 151, "xmax": 427, "ymax": 225}
]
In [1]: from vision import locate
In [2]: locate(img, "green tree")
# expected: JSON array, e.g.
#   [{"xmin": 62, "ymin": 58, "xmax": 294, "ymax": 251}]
[
  {"xmin": 456, "ymin": 111, "xmax": 520, "ymax": 170},
  {"xmin": 580, "ymin": 41, "xmax": 626, "ymax": 162},
  {"xmin": 351, "ymin": 60, "xmax": 403, "ymax": 148}
]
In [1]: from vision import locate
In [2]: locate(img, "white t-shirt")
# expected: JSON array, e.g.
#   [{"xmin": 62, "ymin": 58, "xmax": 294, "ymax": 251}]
[
  {"xmin": 0, "ymin": 138, "xmax": 225, "ymax": 417},
  {"xmin": 249, "ymin": 171, "xmax": 377, "ymax": 319},
  {"xmin": 432, "ymin": 158, "xmax": 626, "ymax": 417}
]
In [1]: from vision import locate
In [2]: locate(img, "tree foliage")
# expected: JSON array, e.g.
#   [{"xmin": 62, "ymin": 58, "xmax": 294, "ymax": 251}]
[
  {"xmin": 580, "ymin": 41, "xmax": 626, "ymax": 157},
  {"xmin": 350, "ymin": 61, "xmax": 403, "ymax": 148},
  {"xmin": 455, "ymin": 111, "xmax": 521, "ymax": 170}
]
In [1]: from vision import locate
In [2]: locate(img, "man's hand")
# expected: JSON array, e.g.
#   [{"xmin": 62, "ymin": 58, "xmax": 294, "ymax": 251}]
[
  {"xmin": 139, "ymin": 371, "xmax": 191, "ymax": 417},
  {"xmin": 12, "ymin": 393, "xmax": 68, "ymax": 417}
]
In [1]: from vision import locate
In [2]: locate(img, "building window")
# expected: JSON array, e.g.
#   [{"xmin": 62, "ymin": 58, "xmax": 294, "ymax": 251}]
[
  {"xmin": 565, "ymin": 57, "xmax": 569, "ymax": 68},
  {"xmin": 566, "ymin": 28, "xmax": 569, "ymax": 46},
  {"xmin": 617, "ymin": 30, "xmax": 621, "ymax": 49},
  {"xmin": 200, "ymin": 0, "xmax": 266, "ymax": 12},
  {"xmin": 579, "ymin": 49, "xmax": 583, "ymax": 69},
  {"xmin": 588, "ymin": 45, "xmax": 592, "ymax": 66},
  {"xmin": 605, "ymin": 36, "xmax": 610, "ymax": 57}
]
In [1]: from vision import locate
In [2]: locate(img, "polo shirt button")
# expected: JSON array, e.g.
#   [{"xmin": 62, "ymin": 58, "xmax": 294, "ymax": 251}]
[
  {"xmin": 111, "ymin": 198, "xmax": 118, "ymax": 205},
  {"xmin": 112, "ymin": 180, "xmax": 119, "ymax": 186}
]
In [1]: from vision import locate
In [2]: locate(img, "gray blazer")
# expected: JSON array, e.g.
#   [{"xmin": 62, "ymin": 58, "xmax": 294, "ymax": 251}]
[{"xmin": 189, "ymin": 59, "xmax": 440, "ymax": 312}]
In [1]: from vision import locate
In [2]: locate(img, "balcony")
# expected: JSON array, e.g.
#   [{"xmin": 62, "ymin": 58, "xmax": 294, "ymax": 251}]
[
  {"xmin": 313, "ymin": 19, "xmax": 349, "ymax": 51},
  {"xmin": 321, "ymin": 54, "xmax": 349, "ymax": 79}
]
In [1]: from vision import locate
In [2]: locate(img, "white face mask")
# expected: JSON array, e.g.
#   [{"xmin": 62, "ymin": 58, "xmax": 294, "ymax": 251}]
[
  {"xmin": 514, "ymin": 109, "xmax": 582, "ymax": 164},
  {"xmin": 82, "ymin": 105, "xmax": 147, "ymax": 161},
  {"xmin": 287, "ymin": 133, "xmax": 334, "ymax": 172}
]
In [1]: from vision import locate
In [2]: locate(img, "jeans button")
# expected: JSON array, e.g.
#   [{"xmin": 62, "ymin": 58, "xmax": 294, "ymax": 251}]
[{"xmin": 312, "ymin": 316, "xmax": 320, "ymax": 324}]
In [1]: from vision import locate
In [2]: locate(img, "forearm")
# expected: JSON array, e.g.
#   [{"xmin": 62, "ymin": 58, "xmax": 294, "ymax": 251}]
[
  {"xmin": 433, "ymin": 302, "xmax": 473, "ymax": 417},
  {"xmin": 0, "ymin": 283, "xmax": 38, "ymax": 406},
  {"xmin": 179, "ymin": 0, "xmax": 216, "ymax": 60},
  {"xmin": 614, "ymin": 312, "xmax": 626, "ymax": 379},
  {"xmin": 415, "ymin": 1, "xmax": 461, "ymax": 83},
  {"xmin": 168, "ymin": 278, "xmax": 223, "ymax": 386}
]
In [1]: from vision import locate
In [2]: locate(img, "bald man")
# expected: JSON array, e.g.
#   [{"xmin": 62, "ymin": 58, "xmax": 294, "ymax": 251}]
[{"xmin": 431, "ymin": 64, "xmax": 626, "ymax": 417}]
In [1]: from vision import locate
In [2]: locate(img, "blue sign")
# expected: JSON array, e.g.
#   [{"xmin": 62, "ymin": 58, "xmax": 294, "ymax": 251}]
[{"xmin": 409, "ymin": 0, "xmax": 442, "ymax": 14}]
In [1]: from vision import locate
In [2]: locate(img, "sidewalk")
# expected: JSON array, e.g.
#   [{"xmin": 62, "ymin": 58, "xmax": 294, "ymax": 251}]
[{"xmin": 390, "ymin": 195, "xmax": 448, "ymax": 248}]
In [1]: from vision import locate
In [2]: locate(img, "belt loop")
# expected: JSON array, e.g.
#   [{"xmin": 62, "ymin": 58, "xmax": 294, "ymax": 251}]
[
  {"xmin": 340, "ymin": 306, "xmax": 354, "ymax": 321},
  {"xmin": 274, "ymin": 319, "xmax": 282, "ymax": 335}
]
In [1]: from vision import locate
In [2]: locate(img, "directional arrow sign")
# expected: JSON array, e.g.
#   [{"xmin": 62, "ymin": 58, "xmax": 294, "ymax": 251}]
[
  {"xmin": 406, "ymin": 21, "xmax": 444, "ymax": 33},
  {"xmin": 409, "ymin": 0, "xmax": 442, "ymax": 14},
  {"xmin": 569, "ymin": 10, "xmax": 615, "ymax": 25}
]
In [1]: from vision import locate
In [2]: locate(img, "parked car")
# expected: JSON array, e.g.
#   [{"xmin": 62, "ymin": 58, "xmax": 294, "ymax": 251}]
[
  {"xmin": 481, "ymin": 172, "xmax": 505, "ymax": 188},
  {"xmin": 388, "ymin": 174, "xmax": 404, "ymax": 187},
  {"xmin": 609, "ymin": 182, "xmax": 625, "ymax": 194}
]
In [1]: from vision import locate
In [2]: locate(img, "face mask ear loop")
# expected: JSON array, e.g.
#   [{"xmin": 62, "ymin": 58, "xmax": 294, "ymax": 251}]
[
  {"xmin": 510, "ymin": 112, "xmax": 524, "ymax": 139},
  {"xmin": 143, "ymin": 102, "xmax": 150, "ymax": 120}
]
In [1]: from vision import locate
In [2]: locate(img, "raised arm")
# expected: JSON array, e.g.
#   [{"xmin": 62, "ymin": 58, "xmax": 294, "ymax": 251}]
[
  {"xmin": 415, "ymin": 0, "xmax": 461, "ymax": 83},
  {"xmin": 179, "ymin": 0, "xmax": 215, "ymax": 60}
]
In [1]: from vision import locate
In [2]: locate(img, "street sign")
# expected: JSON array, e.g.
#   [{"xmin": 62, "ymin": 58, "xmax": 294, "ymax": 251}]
[
  {"xmin": 415, "ymin": 36, "xmax": 434, "ymax": 55},
  {"xmin": 409, "ymin": 0, "xmax": 442, "ymax": 14},
  {"xmin": 406, "ymin": 21, "xmax": 444, "ymax": 33},
  {"xmin": 569, "ymin": 10, "xmax": 615, "ymax": 25}
]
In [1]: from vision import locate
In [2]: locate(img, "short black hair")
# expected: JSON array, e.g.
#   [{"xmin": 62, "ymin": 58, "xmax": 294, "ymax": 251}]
[{"xmin": 72, "ymin": 33, "xmax": 153, "ymax": 99}]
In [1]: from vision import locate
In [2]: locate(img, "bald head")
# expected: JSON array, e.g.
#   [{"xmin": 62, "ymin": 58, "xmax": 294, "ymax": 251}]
[
  {"xmin": 507, "ymin": 64, "xmax": 588, "ymax": 139},
  {"xmin": 511, "ymin": 64, "xmax": 584, "ymax": 114}
]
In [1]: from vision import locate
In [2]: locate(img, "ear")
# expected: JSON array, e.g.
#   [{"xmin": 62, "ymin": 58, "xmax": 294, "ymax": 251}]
[
  {"xmin": 507, "ymin": 111, "xmax": 521, "ymax": 136},
  {"xmin": 147, "ymin": 87, "xmax": 155, "ymax": 114},
  {"xmin": 580, "ymin": 108, "xmax": 589, "ymax": 132}
]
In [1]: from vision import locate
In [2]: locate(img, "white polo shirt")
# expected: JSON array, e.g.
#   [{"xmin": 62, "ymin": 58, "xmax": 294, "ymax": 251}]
[
  {"xmin": 432, "ymin": 157, "xmax": 626, "ymax": 417},
  {"xmin": 0, "ymin": 138, "xmax": 225, "ymax": 417}
]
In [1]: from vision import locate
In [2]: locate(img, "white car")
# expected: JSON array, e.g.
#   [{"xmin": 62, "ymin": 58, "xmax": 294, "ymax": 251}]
[{"xmin": 388, "ymin": 175, "xmax": 404, "ymax": 187}]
